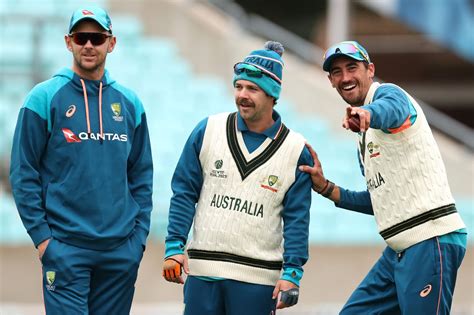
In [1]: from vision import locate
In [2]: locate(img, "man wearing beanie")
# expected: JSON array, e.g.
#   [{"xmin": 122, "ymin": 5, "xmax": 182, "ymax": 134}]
[
  {"xmin": 163, "ymin": 41, "xmax": 313, "ymax": 314},
  {"xmin": 10, "ymin": 6, "xmax": 153, "ymax": 314},
  {"xmin": 300, "ymin": 41, "xmax": 466, "ymax": 314}
]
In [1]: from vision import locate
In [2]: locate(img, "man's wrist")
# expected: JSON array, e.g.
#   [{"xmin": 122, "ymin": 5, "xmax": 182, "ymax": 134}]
[
  {"xmin": 313, "ymin": 179, "xmax": 328, "ymax": 193},
  {"xmin": 315, "ymin": 179, "xmax": 335, "ymax": 198},
  {"xmin": 281, "ymin": 268, "xmax": 303, "ymax": 287},
  {"xmin": 321, "ymin": 180, "xmax": 335, "ymax": 197}
]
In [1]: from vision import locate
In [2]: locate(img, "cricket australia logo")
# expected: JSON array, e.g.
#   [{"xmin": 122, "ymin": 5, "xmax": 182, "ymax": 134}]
[
  {"xmin": 111, "ymin": 103, "xmax": 123, "ymax": 122},
  {"xmin": 46, "ymin": 271, "xmax": 56, "ymax": 291},
  {"xmin": 210, "ymin": 159, "xmax": 227, "ymax": 178},
  {"xmin": 367, "ymin": 141, "xmax": 380, "ymax": 158},
  {"xmin": 261, "ymin": 175, "xmax": 280, "ymax": 192}
]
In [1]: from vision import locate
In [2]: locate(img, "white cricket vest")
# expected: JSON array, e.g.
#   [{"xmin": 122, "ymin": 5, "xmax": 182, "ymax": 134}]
[
  {"xmin": 359, "ymin": 83, "xmax": 465, "ymax": 251},
  {"xmin": 187, "ymin": 112, "xmax": 306, "ymax": 285}
]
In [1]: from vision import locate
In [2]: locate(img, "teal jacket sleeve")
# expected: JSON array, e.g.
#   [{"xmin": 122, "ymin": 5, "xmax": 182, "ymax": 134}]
[
  {"xmin": 10, "ymin": 87, "xmax": 52, "ymax": 247},
  {"xmin": 127, "ymin": 108, "xmax": 154, "ymax": 248},
  {"xmin": 165, "ymin": 118, "xmax": 207, "ymax": 257}
]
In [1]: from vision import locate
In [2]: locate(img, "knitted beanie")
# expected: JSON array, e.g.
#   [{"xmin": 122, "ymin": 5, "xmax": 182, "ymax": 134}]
[{"xmin": 233, "ymin": 41, "xmax": 285, "ymax": 100}]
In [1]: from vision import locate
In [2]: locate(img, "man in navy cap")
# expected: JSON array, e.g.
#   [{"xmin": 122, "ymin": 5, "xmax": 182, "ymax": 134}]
[
  {"xmin": 10, "ymin": 6, "xmax": 153, "ymax": 314},
  {"xmin": 300, "ymin": 40, "xmax": 466, "ymax": 314}
]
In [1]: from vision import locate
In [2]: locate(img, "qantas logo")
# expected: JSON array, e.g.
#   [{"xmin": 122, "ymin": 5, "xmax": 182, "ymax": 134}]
[
  {"xmin": 62, "ymin": 128, "xmax": 81, "ymax": 143},
  {"xmin": 62, "ymin": 128, "xmax": 127, "ymax": 143}
]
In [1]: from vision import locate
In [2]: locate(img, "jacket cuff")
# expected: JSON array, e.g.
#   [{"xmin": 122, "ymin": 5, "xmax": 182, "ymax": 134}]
[
  {"xmin": 29, "ymin": 223, "xmax": 52, "ymax": 248},
  {"xmin": 164, "ymin": 240, "xmax": 185, "ymax": 258},
  {"xmin": 281, "ymin": 267, "xmax": 303, "ymax": 287},
  {"xmin": 134, "ymin": 226, "xmax": 149, "ymax": 249}
]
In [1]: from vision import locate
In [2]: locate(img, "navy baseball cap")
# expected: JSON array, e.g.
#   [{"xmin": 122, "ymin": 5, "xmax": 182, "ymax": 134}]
[
  {"xmin": 323, "ymin": 41, "xmax": 370, "ymax": 72},
  {"xmin": 68, "ymin": 6, "xmax": 112, "ymax": 33}
]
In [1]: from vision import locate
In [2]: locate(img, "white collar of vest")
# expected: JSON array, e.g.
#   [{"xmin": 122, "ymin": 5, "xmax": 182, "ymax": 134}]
[{"xmin": 364, "ymin": 82, "xmax": 381, "ymax": 105}]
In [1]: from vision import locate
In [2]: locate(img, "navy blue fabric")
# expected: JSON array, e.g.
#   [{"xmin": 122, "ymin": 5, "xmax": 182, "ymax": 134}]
[
  {"xmin": 183, "ymin": 276, "xmax": 277, "ymax": 315},
  {"xmin": 341, "ymin": 237, "xmax": 466, "ymax": 315},
  {"xmin": 41, "ymin": 232, "xmax": 144, "ymax": 314}
]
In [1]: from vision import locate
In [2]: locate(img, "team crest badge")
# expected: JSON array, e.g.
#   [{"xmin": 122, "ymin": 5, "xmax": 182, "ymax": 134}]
[
  {"xmin": 268, "ymin": 175, "xmax": 278, "ymax": 187},
  {"xmin": 46, "ymin": 271, "xmax": 55, "ymax": 285},
  {"xmin": 111, "ymin": 103, "xmax": 123, "ymax": 122},
  {"xmin": 46, "ymin": 271, "xmax": 56, "ymax": 291},
  {"xmin": 261, "ymin": 175, "xmax": 280, "ymax": 192},
  {"xmin": 367, "ymin": 141, "xmax": 381, "ymax": 158}
]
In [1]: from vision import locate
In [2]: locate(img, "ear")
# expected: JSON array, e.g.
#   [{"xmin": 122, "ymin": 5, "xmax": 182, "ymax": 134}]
[
  {"xmin": 64, "ymin": 35, "xmax": 73, "ymax": 51},
  {"xmin": 327, "ymin": 74, "xmax": 335, "ymax": 88},
  {"xmin": 368, "ymin": 63, "xmax": 375, "ymax": 79},
  {"xmin": 107, "ymin": 36, "xmax": 117, "ymax": 53}
]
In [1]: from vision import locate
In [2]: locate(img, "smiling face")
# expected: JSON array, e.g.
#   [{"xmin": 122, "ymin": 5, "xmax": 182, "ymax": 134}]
[
  {"xmin": 65, "ymin": 20, "xmax": 116, "ymax": 80},
  {"xmin": 327, "ymin": 56, "xmax": 375, "ymax": 107}
]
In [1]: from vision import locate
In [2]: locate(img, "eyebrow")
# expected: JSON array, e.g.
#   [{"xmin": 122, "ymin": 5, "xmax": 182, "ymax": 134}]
[{"xmin": 330, "ymin": 61, "xmax": 359, "ymax": 72}]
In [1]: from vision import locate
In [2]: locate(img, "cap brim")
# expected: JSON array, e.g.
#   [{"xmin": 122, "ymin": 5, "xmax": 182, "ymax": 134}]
[{"xmin": 323, "ymin": 53, "xmax": 366, "ymax": 72}]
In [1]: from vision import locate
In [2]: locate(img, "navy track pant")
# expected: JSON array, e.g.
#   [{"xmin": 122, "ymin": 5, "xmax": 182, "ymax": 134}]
[
  {"xmin": 340, "ymin": 234, "xmax": 466, "ymax": 315},
  {"xmin": 41, "ymin": 233, "xmax": 144, "ymax": 315},
  {"xmin": 183, "ymin": 276, "xmax": 277, "ymax": 315}
]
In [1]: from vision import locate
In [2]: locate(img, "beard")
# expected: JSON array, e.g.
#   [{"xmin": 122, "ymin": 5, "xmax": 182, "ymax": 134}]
[{"xmin": 73, "ymin": 50, "xmax": 105, "ymax": 74}]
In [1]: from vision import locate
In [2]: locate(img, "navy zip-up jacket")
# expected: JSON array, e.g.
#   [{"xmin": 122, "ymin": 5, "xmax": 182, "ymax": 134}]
[{"xmin": 10, "ymin": 68, "xmax": 153, "ymax": 251}]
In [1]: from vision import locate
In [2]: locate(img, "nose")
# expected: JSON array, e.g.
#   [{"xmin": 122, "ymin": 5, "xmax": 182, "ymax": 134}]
[
  {"xmin": 341, "ymin": 69, "xmax": 352, "ymax": 82},
  {"xmin": 236, "ymin": 88, "xmax": 249, "ymax": 99},
  {"xmin": 83, "ymin": 40, "xmax": 94, "ymax": 48}
]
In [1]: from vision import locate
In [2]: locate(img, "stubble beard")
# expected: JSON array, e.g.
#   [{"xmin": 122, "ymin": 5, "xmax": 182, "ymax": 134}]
[{"xmin": 74, "ymin": 53, "xmax": 106, "ymax": 76}]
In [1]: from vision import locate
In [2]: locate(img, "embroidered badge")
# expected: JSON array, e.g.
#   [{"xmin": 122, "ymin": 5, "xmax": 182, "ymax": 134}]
[
  {"xmin": 46, "ymin": 271, "xmax": 56, "ymax": 291},
  {"xmin": 210, "ymin": 159, "xmax": 227, "ymax": 178},
  {"xmin": 261, "ymin": 175, "xmax": 280, "ymax": 192},
  {"xmin": 367, "ymin": 141, "xmax": 381, "ymax": 158},
  {"xmin": 111, "ymin": 103, "xmax": 123, "ymax": 122}
]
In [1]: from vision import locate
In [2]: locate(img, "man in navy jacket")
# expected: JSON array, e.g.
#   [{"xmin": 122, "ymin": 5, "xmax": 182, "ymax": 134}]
[{"xmin": 9, "ymin": 6, "xmax": 153, "ymax": 314}]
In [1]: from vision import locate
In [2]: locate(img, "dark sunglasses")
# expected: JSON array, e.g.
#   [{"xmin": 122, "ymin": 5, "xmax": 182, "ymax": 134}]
[
  {"xmin": 68, "ymin": 32, "xmax": 112, "ymax": 46},
  {"xmin": 233, "ymin": 62, "xmax": 281, "ymax": 84}
]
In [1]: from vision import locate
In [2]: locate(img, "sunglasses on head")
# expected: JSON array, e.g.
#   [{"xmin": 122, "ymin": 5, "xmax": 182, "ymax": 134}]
[
  {"xmin": 324, "ymin": 42, "xmax": 370, "ymax": 64},
  {"xmin": 68, "ymin": 32, "xmax": 112, "ymax": 46},
  {"xmin": 233, "ymin": 62, "xmax": 281, "ymax": 84}
]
